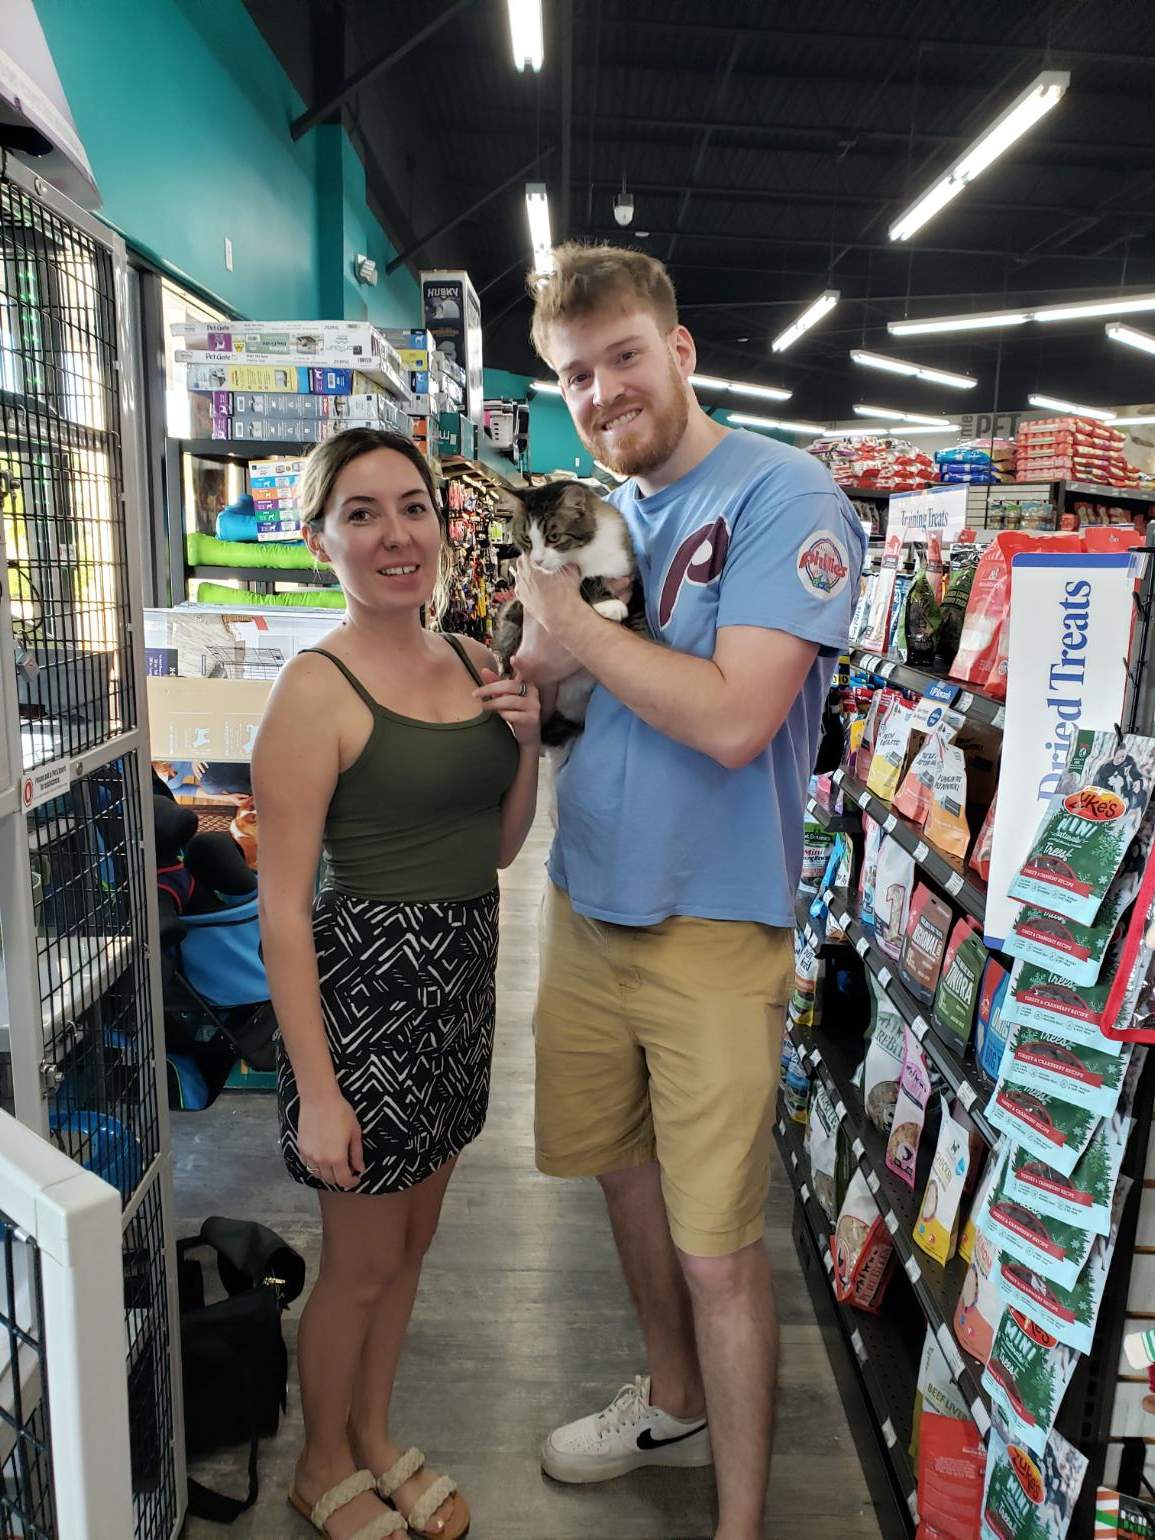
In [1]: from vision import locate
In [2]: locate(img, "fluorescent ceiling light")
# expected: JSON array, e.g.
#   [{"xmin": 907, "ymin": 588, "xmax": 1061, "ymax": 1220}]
[
  {"xmin": 853, "ymin": 403, "xmax": 954, "ymax": 427},
  {"xmin": 822, "ymin": 423, "xmax": 960, "ymax": 438},
  {"xmin": 771, "ymin": 290, "xmax": 839, "ymax": 353},
  {"xmin": 889, "ymin": 70, "xmax": 1069, "ymax": 242},
  {"xmin": 1036, "ymin": 293, "xmax": 1155, "ymax": 324},
  {"xmin": 730, "ymin": 412, "xmax": 827, "ymax": 436},
  {"xmin": 1107, "ymin": 414, "xmax": 1155, "ymax": 427},
  {"xmin": 525, "ymin": 182, "xmax": 553, "ymax": 273},
  {"xmin": 506, "ymin": 0, "xmax": 544, "ymax": 70},
  {"xmin": 690, "ymin": 373, "xmax": 792, "ymax": 402},
  {"xmin": 849, "ymin": 349, "xmax": 977, "ymax": 390},
  {"xmin": 1027, "ymin": 393, "xmax": 1116, "ymax": 422},
  {"xmin": 897, "ymin": 425, "xmax": 962, "ymax": 436},
  {"xmin": 530, "ymin": 379, "xmax": 562, "ymax": 394},
  {"xmin": 1106, "ymin": 322, "xmax": 1155, "ymax": 357},
  {"xmin": 890, "ymin": 309, "xmax": 1030, "ymax": 337}
]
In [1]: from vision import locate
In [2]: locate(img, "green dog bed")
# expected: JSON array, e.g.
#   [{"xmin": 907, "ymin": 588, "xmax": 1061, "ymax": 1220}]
[
  {"xmin": 195, "ymin": 581, "xmax": 346, "ymax": 609},
  {"xmin": 187, "ymin": 531, "xmax": 329, "ymax": 571}
]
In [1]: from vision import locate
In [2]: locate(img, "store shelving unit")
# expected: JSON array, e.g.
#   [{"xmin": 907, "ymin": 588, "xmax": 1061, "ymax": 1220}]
[{"xmin": 0, "ymin": 157, "xmax": 182, "ymax": 1537}]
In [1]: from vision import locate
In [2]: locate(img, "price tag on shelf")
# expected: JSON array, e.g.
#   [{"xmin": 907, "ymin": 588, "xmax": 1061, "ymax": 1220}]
[
  {"xmin": 914, "ymin": 841, "xmax": 930, "ymax": 863},
  {"xmin": 856, "ymin": 936, "xmax": 870, "ymax": 958},
  {"xmin": 945, "ymin": 872, "xmax": 965, "ymax": 897},
  {"xmin": 937, "ymin": 1324, "xmax": 966, "ymax": 1381},
  {"xmin": 956, "ymin": 691, "xmax": 975, "ymax": 713},
  {"xmin": 852, "ymin": 1137, "xmax": 864, "ymax": 1160},
  {"xmin": 958, "ymin": 1081, "xmax": 978, "ymax": 1111},
  {"xmin": 912, "ymin": 1015, "xmax": 930, "ymax": 1041},
  {"xmin": 823, "ymin": 1250, "xmax": 834, "ymax": 1275},
  {"xmin": 806, "ymin": 799, "xmax": 817, "ymax": 817},
  {"xmin": 904, "ymin": 1255, "xmax": 921, "ymax": 1285},
  {"xmin": 851, "ymin": 1330, "xmax": 866, "ymax": 1364},
  {"xmin": 884, "ymin": 1209, "xmax": 899, "ymax": 1235},
  {"xmin": 878, "ymin": 967, "xmax": 892, "ymax": 990},
  {"xmin": 866, "ymin": 1170, "xmax": 880, "ymax": 1195},
  {"xmin": 832, "ymin": 768, "xmax": 844, "ymax": 786},
  {"xmin": 880, "ymin": 660, "xmax": 897, "ymax": 679},
  {"xmin": 800, "ymin": 1183, "xmax": 810, "ymax": 1204},
  {"xmin": 823, "ymin": 888, "xmax": 835, "ymax": 905},
  {"xmin": 777, "ymin": 1120, "xmax": 785, "ymax": 1136},
  {"xmin": 884, "ymin": 813, "xmax": 898, "ymax": 833},
  {"xmin": 908, "ymin": 1491, "xmax": 921, "ymax": 1523},
  {"xmin": 835, "ymin": 1101, "xmax": 848, "ymax": 1124},
  {"xmin": 972, "ymin": 1399, "xmax": 991, "ymax": 1436},
  {"xmin": 791, "ymin": 1151, "xmax": 798, "ymax": 1169},
  {"xmin": 992, "ymin": 705, "xmax": 1006, "ymax": 730},
  {"xmin": 838, "ymin": 912, "xmax": 853, "ymax": 933},
  {"xmin": 882, "ymin": 1418, "xmax": 897, "ymax": 1449}
]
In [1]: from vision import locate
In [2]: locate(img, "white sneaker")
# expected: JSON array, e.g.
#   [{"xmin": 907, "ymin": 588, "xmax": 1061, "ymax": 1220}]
[{"xmin": 541, "ymin": 1375, "xmax": 712, "ymax": 1484}]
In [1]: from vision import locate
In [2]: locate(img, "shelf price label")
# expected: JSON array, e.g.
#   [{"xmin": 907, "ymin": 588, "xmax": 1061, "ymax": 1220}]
[
  {"xmin": 878, "ymin": 966, "xmax": 892, "ymax": 990},
  {"xmin": 866, "ymin": 1170, "xmax": 880, "ymax": 1194},
  {"xmin": 851, "ymin": 1330, "xmax": 866, "ymax": 1364},
  {"xmin": 882, "ymin": 1417, "xmax": 897, "ymax": 1449},
  {"xmin": 956, "ymin": 691, "xmax": 976, "ymax": 713},
  {"xmin": 958, "ymin": 1081, "xmax": 978, "ymax": 1111},
  {"xmin": 912, "ymin": 1015, "xmax": 930, "ymax": 1041},
  {"xmin": 884, "ymin": 812, "xmax": 898, "ymax": 833},
  {"xmin": 856, "ymin": 936, "xmax": 870, "ymax": 958},
  {"xmin": 992, "ymin": 705, "xmax": 1006, "ymax": 730},
  {"xmin": 914, "ymin": 841, "xmax": 930, "ymax": 863},
  {"xmin": 832, "ymin": 768, "xmax": 844, "ymax": 786},
  {"xmin": 880, "ymin": 660, "xmax": 897, "ymax": 680},
  {"xmin": 972, "ymin": 1398, "xmax": 991, "ymax": 1436},
  {"xmin": 945, "ymin": 872, "xmax": 965, "ymax": 897},
  {"xmin": 800, "ymin": 1182, "xmax": 810, "ymax": 1204},
  {"xmin": 937, "ymin": 1323, "xmax": 966, "ymax": 1381},
  {"xmin": 904, "ymin": 1255, "xmax": 921, "ymax": 1284},
  {"xmin": 884, "ymin": 1209, "xmax": 899, "ymax": 1235},
  {"xmin": 852, "ymin": 1137, "xmax": 864, "ymax": 1160}
]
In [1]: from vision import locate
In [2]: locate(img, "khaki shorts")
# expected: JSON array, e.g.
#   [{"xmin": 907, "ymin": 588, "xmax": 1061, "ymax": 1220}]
[{"xmin": 534, "ymin": 883, "xmax": 794, "ymax": 1257}]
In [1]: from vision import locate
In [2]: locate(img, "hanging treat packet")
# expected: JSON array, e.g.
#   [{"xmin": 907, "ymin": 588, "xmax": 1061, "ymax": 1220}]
[
  {"xmin": 934, "ymin": 920, "xmax": 987, "ymax": 1055},
  {"xmin": 855, "ymin": 688, "xmax": 893, "ymax": 786},
  {"xmin": 860, "ymin": 530, "xmax": 902, "ymax": 653},
  {"xmin": 874, "ymin": 839, "xmax": 916, "ymax": 961},
  {"xmin": 831, "ymin": 1168, "xmax": 896, "ymax": 1314},
  {"xmin": 956, "ymin": 1146, "xmax": 1010, "ymax": 1366},
  {"xmin": 983, "ymin": 1308, "xmax": 1079, "ymax": 1461},
  {"xmin": 859, "ymin": 813, "xmax": 883, "ymax": 926},
  {"xmin": 1009, "ymin": 730, "xmax": 1155, "ymax": 924},
  {"xmin": 970, "ymin": 793, "xmax": 998, "ymax": 883},
  {"xmin": 983, "ymin": 1152, "xmax": 1096, "ymax": 1291},
  {"xmin": 1098, "ymin": 845, "xmax": 1155, "ymax": 1045},
  {"xmin": 1002, "ymin": 1022, "xmax": 1132, "ymax": 1119},
  {"xmin": 1003, "ymin": 872, "xmax": 1133, "ymax": 989},
  {"xmin": 894, "ymin": 702, "xmax": 960, "ymax": 825},
  {"xmin": 782, "ymin": 1045, "xmax": 812, "ymax": 1123},
  {"xmin": 800, "ymin": 819, "xmax": 835, "ymax": 892},
  {"xmin": 1005, "ymin": 1114, "xmax": 1132, "ymax": 1238},
  {"xmin": 986, "ymin": 1068, "xmax": 1100, "ymax": 1179},
  {"xmin": 959, "ymin": 1147, "xmax": 1000, "ymax": 1267},
  {"xmin": 914, "ymin": 1095, "xmax": 972, "ymax": 1264},
  {"xmin": 952, "ymin": 531, "xmax": 1081, "ymax": 700},
  {"xmin": 886, "ymin": 1026, "xmax": 933, "ymax": 1190},
  {"xmin": 976, "ymin": 957, "xmax": 1012, "ymax": 1080},
  {"xmin": 901, "ymin": 884, "xmax": 953, "ymax": 1006},
  {"xmin": 924, "ymin": 741, "xmax": 973, "ymax": 863},
  {"xmin": 863, "ymin": 976, "xmax": 906, "ymax": 1134},
  {"xmin": 867, "ymin": 696, "xmax": 916, "ymax": 802},
  {"xmin": 939, "ymin": 543, "xmax": 982, "ymax": 669},
  {"xmin": 914, "ymin": 1327, "xmax": 971, "ymax": 1442},
  {"xmin": 918, "ymin": 1411, "xmax": 987, "ymax": 1540},
  {"xmin": 980, "ymin": 1423, "xmax": 1088, "ymax": 1540},
  {"xmin": 1000, "ymin": 952, "xmax": 1127, "ymax": 1056},
  {"xmin": 903, "ymin": 565, "xmax": 942, "ymax": 667},
  {"xmin": 805, "ymin": 1079, "xmax": 840, "ymax": 1223},
  {"xmin": 790, "ymin": 932, "xmax": 822, "ymax": 1028},
  {"xmin": 997, "ymin": 1178, "xmax": 1131, "ymax": 1354}
]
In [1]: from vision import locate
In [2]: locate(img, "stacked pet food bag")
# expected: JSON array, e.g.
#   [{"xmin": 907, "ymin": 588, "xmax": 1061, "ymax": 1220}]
[
  {"xmin": 1016, "ymin": 416, "xmax": 1143, "ymax": 491},
  {"xmin": 936, "ymin": 438, "xmax": 1017, "ymax": 487},
  {"xmin": 808, "ymin": 433, "xmax": 938, "ymax": 494},
  {"xmin": 785, "ymin": 515, "xmax": 1155, "ymax": 1537}
]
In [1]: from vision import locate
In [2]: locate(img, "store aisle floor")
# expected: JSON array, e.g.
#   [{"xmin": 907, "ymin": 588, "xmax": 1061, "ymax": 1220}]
[{"xmin": 174, "ymin": 805, "xmax": 881, "ymax": 1540}]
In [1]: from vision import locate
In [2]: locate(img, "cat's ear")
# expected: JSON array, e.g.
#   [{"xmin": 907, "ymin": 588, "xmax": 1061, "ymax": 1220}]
[{"xmin": 555, "ymin": 480, "xmax": 594, "ymax": 513}]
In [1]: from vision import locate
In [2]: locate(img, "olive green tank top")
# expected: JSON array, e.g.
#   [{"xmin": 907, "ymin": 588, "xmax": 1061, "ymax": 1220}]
[{"xmin": 305, "ymin": 635, "xmax": 520, "ymax": 903}]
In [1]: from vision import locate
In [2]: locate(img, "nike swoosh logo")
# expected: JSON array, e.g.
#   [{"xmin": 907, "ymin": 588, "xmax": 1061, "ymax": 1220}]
[{"xmin": 636, "ymin": 1423, "xmax": 708, "ymax": 1451}]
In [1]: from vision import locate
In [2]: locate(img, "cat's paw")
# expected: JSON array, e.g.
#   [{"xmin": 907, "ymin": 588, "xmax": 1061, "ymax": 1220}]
[{"xmin": 593, "ymin": 598, "xmax": 629, "ymax": 622}]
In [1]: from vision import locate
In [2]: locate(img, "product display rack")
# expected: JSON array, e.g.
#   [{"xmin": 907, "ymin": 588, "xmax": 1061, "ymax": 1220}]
[
  {"xmin": 0, "ymin": 157, "xmax": 182, "ymax": 1537},
  {"xmin": 789, "ymin": 632, "xmax": 1155, "ymax": 1535},
  {"xmin": 848, "ymin": 649, "xmax": 1007, "ymax": 733}
]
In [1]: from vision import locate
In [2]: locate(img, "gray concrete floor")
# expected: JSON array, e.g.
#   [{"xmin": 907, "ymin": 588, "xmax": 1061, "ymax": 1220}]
[{"xmin": 173, "ymin": 805, "xmax": 882, "ymax": 1540}]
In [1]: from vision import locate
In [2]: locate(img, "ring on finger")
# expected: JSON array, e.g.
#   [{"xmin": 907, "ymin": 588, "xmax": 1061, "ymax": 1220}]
[
  {"xmin": 518, "ymin": 681, "xmax": 528, "ymax": 697},
  {"xmin": 305, "ymin": 1163, "xmax": 320, "ymax": 1175}
]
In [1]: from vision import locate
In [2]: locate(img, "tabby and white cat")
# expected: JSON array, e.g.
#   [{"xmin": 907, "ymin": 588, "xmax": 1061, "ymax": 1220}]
[{"xmin": 493, "ymin": 480, "xmax": 645, "ymax": 747}]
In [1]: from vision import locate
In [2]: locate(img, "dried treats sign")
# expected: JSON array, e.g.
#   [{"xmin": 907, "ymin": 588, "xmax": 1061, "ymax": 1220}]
[
  {"xmin": 890, "ymin": 484, "xmax": 968, "ymax": 545},
  {"xmin": 984, "ymin": 553, "xmax": 1135, "ymax": 950}
]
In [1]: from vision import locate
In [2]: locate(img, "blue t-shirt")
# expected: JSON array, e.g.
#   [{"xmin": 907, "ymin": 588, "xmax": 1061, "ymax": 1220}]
[{"xmin": 548, "ymin": 428, "xmax": 866, "ymax": 928}]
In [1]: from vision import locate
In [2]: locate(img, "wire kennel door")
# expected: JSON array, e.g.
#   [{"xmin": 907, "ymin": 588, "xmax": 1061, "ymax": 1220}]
[{"xmin": 0, "ymin": 155, "xmax": 184, "ymax": 1537}]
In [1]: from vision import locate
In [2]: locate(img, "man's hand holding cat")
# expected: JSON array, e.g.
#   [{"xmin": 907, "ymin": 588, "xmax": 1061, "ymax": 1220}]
[{"xmin": 513, "ymin": 555, "xmax": 587, "ymax": 637}]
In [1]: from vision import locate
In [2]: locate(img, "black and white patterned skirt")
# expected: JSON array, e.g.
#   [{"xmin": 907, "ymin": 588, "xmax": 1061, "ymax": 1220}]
[{"xmin": 277, "ymin": 886, "xmax": 499, "ymax": 1195}]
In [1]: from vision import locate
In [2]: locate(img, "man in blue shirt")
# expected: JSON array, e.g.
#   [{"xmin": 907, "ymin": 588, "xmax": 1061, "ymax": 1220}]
[{"xmin": 479, "ymin": 244, "xmax": 864, "ymax": 1540}]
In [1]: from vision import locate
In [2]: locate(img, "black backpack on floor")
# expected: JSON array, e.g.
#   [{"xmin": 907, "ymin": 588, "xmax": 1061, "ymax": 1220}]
[{"xmin": 178, "ymin": 1216, "xmax": 306, "ymax": 1523}]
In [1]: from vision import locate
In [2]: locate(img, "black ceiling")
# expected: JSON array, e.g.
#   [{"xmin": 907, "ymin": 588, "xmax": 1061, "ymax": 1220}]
[{"xmin": 245, "ymin": 0, "xmax": 1155, "ymax": 422}]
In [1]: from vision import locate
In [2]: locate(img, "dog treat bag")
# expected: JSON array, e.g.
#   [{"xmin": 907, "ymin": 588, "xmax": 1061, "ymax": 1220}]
[
  {"xmin": 934, "ymin": 920, "xmax": 987, "ymax": 1055},
  {"xmin": 975, "ymin": 957, "xmax": 1012, "ymax": 1080},
  {"xmin": 982, "ymin": 1149, "xmax": 1097, "ymax": 1292},
  {"xmin": 886, "ymin": 1026, "xmax": 932, "ymax": 1190},
  {"xmin": 1005, "ymin": 1113, "xmax": 1132, "ymax": 1239},
  {"xmin": 984, "ymin": 1308, "xmax": 1079, "ymax": 1462},
  {"xmin": 980, "ymin": 1421, "xmax": 1088, "ymax": 1540},
  {"xmin": 970, "ymin": 794, "xmax": 998, "ymax": 883},
  {"xmin": 894, "ymin": 711, "xmax": 960, "ymax": 826},
  {"xmin": 874, "ymin": 839, "xmax": 916, "ymax": 961},
  {"xmin": 1002, "ymin": 1021, "xmax": 1132, "ymax": 1120},
  {"xmin": 862, "ymin": 978, "xmax": 906, "ymax": 1135},
  {"xmin": 831, "ymin": 1168, "xmax": 896, "ymax": 1314},
  {"xmin": 900, "ymin": 884, "xmax": 952, "ymax": 1006},
  {"xmin": 958, "ymin": 1147, "xmax": 999, "ymax": 1267},
  {"xmin": 800, "ymin": 820, "xmax": 835, "ymax": 892},
  {"xmin": 925, "ymin": 742, "xmax": 972, "ymax": 862},
  {"xmin": 860, "ymin": 530, "xmax": 902, "ymax": 653},
  {"xmin": 1009, "ymin": 729, "xmax": 1155, "ymax": 925},
  {"xmin": 1000, "ymin": 951, "xmax": 1128, "ymax": 1057},
  {"xmin": 859, "ymin": 813, "xmax": 883, "ymax": 926},
  {"xmin": 914, "ymin": 1095, "xmax": 972, "ymax": 1265},
  {"xmin": 1004, "ymin": 875, "xmax": 1133, "ymax": 989},
  {"xmin": 867, "ymin": 696, "xmax": 916, "ymax": 802},
  {"xmin": 955, "ymin": 1170, "xmax": 1007, "ymax": 1366},
  {"xmin": 804, "ymin": 1079, "xmax": 840, "ymax": 1223}
]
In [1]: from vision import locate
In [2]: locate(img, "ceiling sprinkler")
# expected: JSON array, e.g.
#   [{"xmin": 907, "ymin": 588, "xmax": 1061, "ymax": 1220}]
[{"xmin": 613, "ymin": 179, "xmax": 635, "ymax": 227}]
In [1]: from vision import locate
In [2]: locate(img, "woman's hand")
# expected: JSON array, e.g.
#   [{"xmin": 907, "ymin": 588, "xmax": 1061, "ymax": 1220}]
[
  {"xmin": 474, "ymin": 669, "xmax": 542, "ymax": 747},
  {"xmin": 298, "ymin": 1089, "xmax": 365, "ymax": 1189}
]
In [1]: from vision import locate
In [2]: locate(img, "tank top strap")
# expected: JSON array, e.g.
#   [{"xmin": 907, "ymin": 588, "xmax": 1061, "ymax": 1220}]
[
  {"xmin": 442, "ymin": 632, "xmax": 486, "ymax": 687},
  {"xmin": 301, "ymin": 648, "xmax": 382, "ymax": 713}
]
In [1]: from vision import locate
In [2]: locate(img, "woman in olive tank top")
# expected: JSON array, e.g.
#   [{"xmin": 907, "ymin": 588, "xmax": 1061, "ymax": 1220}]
[{"xmin": 253, "ymin": 430, "xmax": 540, "ymax": 1540}]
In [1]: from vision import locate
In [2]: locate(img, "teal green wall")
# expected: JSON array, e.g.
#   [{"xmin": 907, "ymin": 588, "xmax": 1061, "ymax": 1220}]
[{"xmin": 34, "ymin": 0, "xmax": 421, "ymax": 325}]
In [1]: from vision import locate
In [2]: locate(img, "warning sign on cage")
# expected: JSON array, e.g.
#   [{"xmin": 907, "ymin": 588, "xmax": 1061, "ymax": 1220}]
[{"xmin": 22, "ymin": 759, "xmax": 73, "ymax": 812}]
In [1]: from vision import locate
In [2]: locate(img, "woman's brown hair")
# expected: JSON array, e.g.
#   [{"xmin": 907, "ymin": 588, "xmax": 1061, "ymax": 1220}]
[{"xmin": 298, "ymin": 427, "xmax": 440, "ymax": 527}]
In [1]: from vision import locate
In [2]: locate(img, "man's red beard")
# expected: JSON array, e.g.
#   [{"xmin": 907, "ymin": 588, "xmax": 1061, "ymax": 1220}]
[{"xmin": 580, "ymin": 353, "xmax": 690, "ymax": 477}]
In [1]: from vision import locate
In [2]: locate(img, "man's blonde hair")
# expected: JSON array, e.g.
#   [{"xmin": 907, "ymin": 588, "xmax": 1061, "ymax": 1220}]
[{"xmin": 529, "ymin": 242, "xmax": 679, "ymax": 363}]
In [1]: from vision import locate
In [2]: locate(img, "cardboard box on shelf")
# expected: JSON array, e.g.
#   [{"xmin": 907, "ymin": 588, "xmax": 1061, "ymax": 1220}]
[
  {"xmin": 148, "ymin": 675, "xmax": 273, "ymax": 762},
  {"xmin": 211, "ymin": 416, "xmax": 391, "ymax": 443},
  {"xmin": 185, "ymin": 364, "xmax": 386, "ymax": 395}
]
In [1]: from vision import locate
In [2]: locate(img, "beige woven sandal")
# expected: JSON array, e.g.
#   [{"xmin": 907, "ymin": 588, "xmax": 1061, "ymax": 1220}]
[
  {"xmin": 375, "ymin": 1447, "xmax": 470, "ymax": 1539},
  {"xmin": 288, "ymin": 1469, "xmax": 407, "ymax": 1538}
]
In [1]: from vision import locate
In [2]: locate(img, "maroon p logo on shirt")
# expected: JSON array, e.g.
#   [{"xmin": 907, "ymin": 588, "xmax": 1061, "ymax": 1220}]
[{"xmin": 658, "ymin": 517, "xmax": 731, "ymax": 629}]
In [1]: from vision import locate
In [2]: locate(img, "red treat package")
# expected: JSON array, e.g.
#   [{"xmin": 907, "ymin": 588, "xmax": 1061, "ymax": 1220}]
[
  {"xmin": 951, "ymin": 532, "xmax": 1082, "ymax": 698},
  {"xmin": 1083, "ymin": 525, "xmax": 1143, "ymax": 553},
  {"xmin": 915, "ymin": 1411, "xmax": 986, "ymax": 1540},
  {"xmin": 969, "ymin": 794, "xmax": 998, "ymax": 882}
]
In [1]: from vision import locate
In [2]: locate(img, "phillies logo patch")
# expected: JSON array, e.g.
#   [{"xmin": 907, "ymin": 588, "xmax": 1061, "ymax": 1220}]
[
  {"xmin": 797, "ymin": 531, "xmax": 849, "ymax": 600},
  {"xmin": 658, "ymin": 517, "xmax": 731, "ymax": 628}
]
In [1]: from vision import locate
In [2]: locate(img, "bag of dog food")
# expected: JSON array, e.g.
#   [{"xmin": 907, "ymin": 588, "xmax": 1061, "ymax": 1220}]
[
  {"xmin": 983, "ymin": 1151, "xmax": 1097, "ymax": 1292},
  {"xmin": 1002, "ymin": 1022, "xmax": 1133, "ymax": 1120},
  {"xmin": 958, "ymin": 1147, "xmax": 999, "ymax": 1267},
  {"xmin": 831, "ymin": 1168, "xmax": 896, "ymax": 1314},
  {"xmin": 917, "ymin": 1412, "xmax": 987, "ymax": 1540},
  {"xmin": 805, "ymin": 1079, "xmax": 840, "ymax": 1222},
  {"xmin": 981, "ymin": 1424, "xmax": 1088, "ymax": 1540},
  {"xmin": 1004, "ymin": 876, "xmax": 1133, "ymax": 989},
  {"xmin": 1009, "ymin": 729, "xmax": 1155, "ymax": 925},
  {"xmin": 894, "ymin": 712, "xmax": 958, "ymax": 826},
  {"xmin": 914, "ymin": 1327, "xmax": 971, "ymax": 1438},
  {"xmin": 900, "ymin": 884, "xmax": 952, "ymax": 1006},
  {"xmin": 984, "ymin": 1307, "xmax": 1079, "ymax": 1461},
  {"xmin": 860, "ymin": 530, "xmax": 902, "ymax": 653},
  {"xmin": 886, "ymin": 1027, "xmax": 932, "ymax": 1190},
  {"xmin": 901, "ymin": 565, "xmax": 941, "ymax": 667},
  {"xmin": 1006, "ymin": 1115, "xmax": 1131, "ymax": 1239},
  {"xmin": 939, "ymin": 544, "xmax": 982, "ymax": 669},
  {"xmin": 859, "ymin": 813, "xmax": 884, "ymax": 926},
  {"xmin": 925, "ymin": 742, "xmax": 972, "ymax": 861},
  {"xmin": 862, "ymin": 978, "xmax": 906, "ymax": 1135},
  {"xmin": 934, "ymin": 919, "xmax": 987, "ymax": 1054},
  {"xmin": 986, "ymin": 1072, "xmax": 1100, "ymax": 1180},
  {"xmin": 875, "ymin": 839, "xmax": 916, "ymax": 961},
  {"xmin": 914, "ymin": 1096, "xmax": 972, "ymax": 1264},
  {"xmin": 975, "ymin": 957, "xmax": 1012, "ymax": 1080},
  {"xmin": 951, "ymin": 532, "xmax": 1081, "ymax": 699},
  {"xmin": 790, "ymin": 932, "xmax": 823, "ymax": 1028},
  {"xmin": 1000, "ymin": 950, "xmax": 1128, "ymax": 1056},
  {"xmin": 782, "ymin": 1044, "xmax": 812, "ymax": 1124},
  {"xmin": 855, "ymin": 688, "xmax": 895, "ymax": 787}
]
